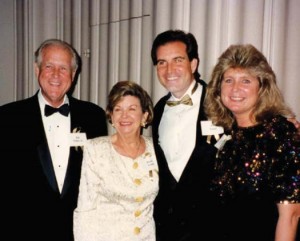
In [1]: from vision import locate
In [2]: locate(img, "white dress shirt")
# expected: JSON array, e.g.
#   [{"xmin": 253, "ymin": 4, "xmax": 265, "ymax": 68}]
[
  {"xmin": 38, "ymin": 91, "xmax": 71, "ymax": 192},
  {"xmin": 159, "ymin": 80, "xmax": 202, "ymax": 181}
]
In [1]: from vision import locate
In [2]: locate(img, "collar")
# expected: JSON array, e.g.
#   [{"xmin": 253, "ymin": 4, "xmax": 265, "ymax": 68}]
[
  {"xmin": 169, "ymin": 80, "xmax": 198, "ymax": 101},
  {"xmin": 38, "ymin": 89, "xmax": 69, "ymax": 109}
]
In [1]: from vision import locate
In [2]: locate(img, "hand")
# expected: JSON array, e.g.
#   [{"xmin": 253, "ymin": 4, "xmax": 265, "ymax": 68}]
[{"xmin": 287, "ymin": 117, "xmax": 300, "ymax": 134}]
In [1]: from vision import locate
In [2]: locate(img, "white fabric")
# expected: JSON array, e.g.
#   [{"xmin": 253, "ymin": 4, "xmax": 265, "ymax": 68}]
[
  {"xmin": 159, "ymin": 81, "xmax": 202, "ymax": 181},
  {"xmin": 74, "ymin": 136, "xmax": 159, "ymax": 241},
  {"xmin": 38, "ymin": 91, "xmax": 70, "ymax": 192}
]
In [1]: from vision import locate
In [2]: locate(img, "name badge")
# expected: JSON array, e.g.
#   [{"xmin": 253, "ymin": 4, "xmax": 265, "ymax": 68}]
[
  {"xmin": 69, "ymin": 133, "xmax": 87, "ymax": 146},
  {"xmin": 201, "ymin": 120, "xmax": 224, "ymax": 141},
  {"xmin": 140, "ymin": 153, "xmax": 158, "ymax": 180}
]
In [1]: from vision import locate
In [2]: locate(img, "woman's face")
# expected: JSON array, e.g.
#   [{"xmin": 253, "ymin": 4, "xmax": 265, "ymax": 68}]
[
  {"xmin": 221, "ymin": 67, "xmax": 260, "ymax": 125},
  {"xmin": 111, "ymin": 95, "xmax": 148, "ymax": 136}
]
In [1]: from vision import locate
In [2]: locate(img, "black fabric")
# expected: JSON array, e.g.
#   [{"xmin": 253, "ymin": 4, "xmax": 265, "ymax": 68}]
[
  {"xmin": 45, "ymin": 103, "xmax": 70, "ymax": 117},
  {"xmin": 152, "ymin": 79, "xmax": 222, "ymax": 241},
  {"xmin": 0, "ymin": 93, "xmax": 108, "ymax": 241}
]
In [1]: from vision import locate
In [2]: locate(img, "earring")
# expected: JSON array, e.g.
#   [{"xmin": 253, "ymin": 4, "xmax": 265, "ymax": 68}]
[
  {"xmin": 141, "ymin": 122, "xmax": 146, "ymax": 128},
  {"xmin": 111, "ymin": 123, "xmax": 115, "ymax": 128}
]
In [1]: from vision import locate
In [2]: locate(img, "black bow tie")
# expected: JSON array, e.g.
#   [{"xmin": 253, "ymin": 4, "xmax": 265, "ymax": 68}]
[{"xmin": 44, "ymin": 104, "xmax": 70, "ymax": 117}]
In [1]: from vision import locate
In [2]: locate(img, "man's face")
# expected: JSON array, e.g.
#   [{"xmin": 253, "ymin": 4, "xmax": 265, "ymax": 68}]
[
  {"xmin": 155, "ymin": 41, "xmax": 197, "ymax": 98},
  {"xmin": 35, "ymin": 45, "xmax": 75, "ymax": 107}
]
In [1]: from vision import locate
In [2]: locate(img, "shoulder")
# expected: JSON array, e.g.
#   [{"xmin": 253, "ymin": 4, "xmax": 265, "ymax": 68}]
[
  {"xmin": 262, "ymin": 115, "xmax": 299, "ymax": 143},
  {"xmin": 265, "ymin": 115, "xmax": 297, "ymax": 133},
  {"xmin": 0, "ymin": 96, "xmax": 37, "ymax": 111},
  {"xmin": 83, "ymin": 136, "xmax": 110, "ymax": 169},
  {"xmin": 84, "ymin": 136, "xmax": 110, "ymax": 157},
  {"xmin": 143, "ymin": 135, "xmax": 153, "ymax": 143},
  {"xmin": 87, "ymin": 136, "xmax": 110, "ymax": 147},
  {"xmin": 69, "ymin": 96, "xmax": 105, "ymax": 114},
  {"xmin": 154, "ymin": 94, "xmax": 170, "ymax": 109},
  {"xmin": 143, "ymin": 135, "xmax": 154, "ymax": 146},
  {"xmin": 0, "ymin": 96, "xmax": 39, "ymax": 121},
  {"xmin": 143, "ymin": 136, "xmax": 156, "ymax": 153},
  {"xmin": 196, "ymin": 78, "xmax": 207, "ymax": 87}
]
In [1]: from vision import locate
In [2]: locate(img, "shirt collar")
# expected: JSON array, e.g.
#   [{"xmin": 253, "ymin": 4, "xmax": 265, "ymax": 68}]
[
  {"xmin": 170, "ymin": 80, "xmax": 197, "ymax": 101},
  {"xmin": 38, "ymin": 89, "xmax": 69, "ymax": 108}
]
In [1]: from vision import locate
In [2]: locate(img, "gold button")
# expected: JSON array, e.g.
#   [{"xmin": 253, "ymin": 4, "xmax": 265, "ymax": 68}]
[
  {"xmin": 135, "ymin": 196, "xmax": 144, "ymax": 202},
  {"xmin": 134, "ymin": 227, "xmax": 141, "ymax": 234},
  {"xmin": 133, "ymin": 162, "xmax": 138, "ymax": 169},
  {"xmin": 134, "ymin": 178, "xmax": 141, "ymax": 185},
  {"xmin": 134, "ymin": 210, "xmax": 141, "ymax": 217}
]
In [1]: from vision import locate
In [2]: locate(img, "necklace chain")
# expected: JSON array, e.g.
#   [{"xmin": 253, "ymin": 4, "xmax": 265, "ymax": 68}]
[{"xmin": 119, "ymin": 137, "xmax": 142, "ymax": 159}]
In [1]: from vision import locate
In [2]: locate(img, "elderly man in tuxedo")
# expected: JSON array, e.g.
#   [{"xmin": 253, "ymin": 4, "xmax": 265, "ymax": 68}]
[{"xmin": 0, "ymin": 39, "xmax": 107, "ymax": 241}]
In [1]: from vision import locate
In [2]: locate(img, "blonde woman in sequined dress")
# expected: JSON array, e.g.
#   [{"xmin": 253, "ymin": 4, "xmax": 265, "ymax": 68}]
[
  {"xmin": 204, "ymin": 44, "xmax": 300, "ymax": 241},
  {"xmin": 73, "ymin": 81, "xmax": 158, "ymax": 241}
]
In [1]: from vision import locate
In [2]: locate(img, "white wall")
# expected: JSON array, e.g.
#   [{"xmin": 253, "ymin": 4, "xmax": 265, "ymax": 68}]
[
  {"xmin": 0, "ymin": 0, "xmax": 16, "ymax": 105},
  {"xmin": 1, "ymin": 0, "xmax": 299, "ymax": 119}
]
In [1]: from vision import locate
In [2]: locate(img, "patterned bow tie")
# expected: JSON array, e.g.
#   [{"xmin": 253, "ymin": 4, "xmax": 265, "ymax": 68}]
[
  {"xmin": 166, "ymin": 94, "xmax": 193, "ymax": 107},
  {"xmin": 166, "ymin": 82, "xmax": 198, "ymax": 107},
  {"xmin": 44, "ymin": 104, "xmax": 70, "ymax": 117}
]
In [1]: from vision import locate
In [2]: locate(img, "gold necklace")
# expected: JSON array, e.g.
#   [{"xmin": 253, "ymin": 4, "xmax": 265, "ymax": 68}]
[{"xmin": 119, "ymin": 137, "xmax": 142, "ymax": 159}]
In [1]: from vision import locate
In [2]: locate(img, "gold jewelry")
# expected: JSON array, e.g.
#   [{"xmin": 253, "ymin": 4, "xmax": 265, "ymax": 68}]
[{"xmin": 118, "ymin": 137, "xmax": 142, "ymax": 159}]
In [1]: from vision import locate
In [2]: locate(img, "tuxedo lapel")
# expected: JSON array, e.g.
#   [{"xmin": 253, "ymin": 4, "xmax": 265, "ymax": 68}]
[
  {"xmin": 153, "ymin": 93, "xmax": 178, "ymax": 184},
  {"xmin": 69, "ymin": 96, "xmax": 88, "ymax": 133},
  {"xmin": 60, "ymin": 97, "xmax": 84, "ymax": 197},
  {"xmin": 179, "ymin": 83, "xmax": 209, "ymax": 181},
  {"xmin": 27, "ymin": 94, "xmax": 62, "ymax": 194},
  {"xmin": 153, "ymin": 81, "xmax": 209, "ymax": 184},
  {"xmin": 61, "ymin": 146, "xmax": 82, "ymax": 197},
  {"xmin": 37, "ymin": 141, "xmax": 60, "ymax": 193}
]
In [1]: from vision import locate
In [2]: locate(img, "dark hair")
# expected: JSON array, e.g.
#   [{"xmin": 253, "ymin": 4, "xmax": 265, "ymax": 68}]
[
  {"xmin": 106, "ymin": 80, "xmax": 154, "ymax": 128},
  {"xmin": 151, "ymin": 29, "xmax": 201, "ymax": 79}
]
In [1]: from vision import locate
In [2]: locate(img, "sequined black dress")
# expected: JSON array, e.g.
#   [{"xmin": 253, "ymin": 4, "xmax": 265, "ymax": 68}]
[{"xmin": 211, "ymin": 115, "xmax": 300, "ymax": 241}]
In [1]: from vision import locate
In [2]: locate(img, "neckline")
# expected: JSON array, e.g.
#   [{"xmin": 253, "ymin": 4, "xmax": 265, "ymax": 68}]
[{"xmin": 110, "ymin": 136, "xmax": 146, "ymax": 160}]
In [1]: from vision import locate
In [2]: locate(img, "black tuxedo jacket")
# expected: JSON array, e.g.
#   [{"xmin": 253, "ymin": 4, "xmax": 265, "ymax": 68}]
[
  {"xmin": 0, "ymin": 93, "xmax": 107, "ymax": 241},
  {"xmin": 152, "ymin": 79, "xmax": 220, "ymax": 241}
]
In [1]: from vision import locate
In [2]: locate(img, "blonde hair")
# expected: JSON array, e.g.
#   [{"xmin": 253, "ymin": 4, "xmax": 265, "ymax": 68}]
[{"xmin": 204, "ymin": 44, "xmax": 294, "ymax": 131}]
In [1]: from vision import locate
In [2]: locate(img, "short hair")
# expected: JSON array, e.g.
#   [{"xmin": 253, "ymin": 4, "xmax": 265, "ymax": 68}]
[
  {"xmin": 204, "ymin": 44, "xmax": 294, "ymax": 130},
  {"xmin": 34, "ymin": 39, "xmax": 79, "ymax": 72},
  {"xmin": 106, "ymin": 80, "xmax": 154, "ymax": 128},
  {"xmin": 151, "ymin": 29, "xmax": 201, "ymax": 80}
]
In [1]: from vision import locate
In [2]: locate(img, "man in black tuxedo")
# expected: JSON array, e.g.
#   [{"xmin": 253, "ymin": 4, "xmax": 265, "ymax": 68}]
[
  {"xmin": 1, "ymin": 39, "xmax": 108, "ymax": 241},
  {"xmin": 151, "ymin": 30, "xmax": 223, "ymax": 241}
]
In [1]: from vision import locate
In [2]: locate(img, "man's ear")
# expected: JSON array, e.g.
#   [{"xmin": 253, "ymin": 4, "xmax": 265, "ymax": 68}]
[
  {"xmin": 72, "ymin": 69, "xmax": 78, "ymax": 82},
  {"xmin": 191, "ymin": 58, "xmax": 198, "ymax": 74},
  {"xmin": 34, "ymin": 63, "xmax": 40, "ymax": 78}
]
